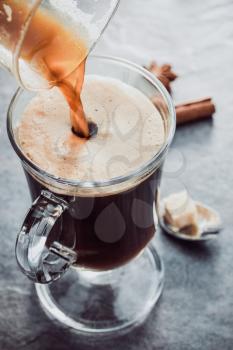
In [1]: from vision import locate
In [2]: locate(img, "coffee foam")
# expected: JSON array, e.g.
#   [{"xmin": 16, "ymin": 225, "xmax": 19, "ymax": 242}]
[{"xmin": 17, "ymin": 75, "xmax": 165, "ymax": 182}]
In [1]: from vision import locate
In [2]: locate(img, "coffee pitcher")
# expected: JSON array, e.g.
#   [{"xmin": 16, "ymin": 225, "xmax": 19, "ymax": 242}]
[{"xmin": 0, "ymin": 0, "xmax": 120, "ymax": 90}]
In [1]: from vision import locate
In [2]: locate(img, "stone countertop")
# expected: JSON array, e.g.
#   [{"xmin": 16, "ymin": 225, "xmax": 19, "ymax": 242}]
[{"xmin": 0, "ymin": 0, "xmax": 233, "ymax": 349}]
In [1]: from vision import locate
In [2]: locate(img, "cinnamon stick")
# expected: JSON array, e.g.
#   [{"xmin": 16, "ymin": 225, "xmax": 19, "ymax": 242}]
[
  {"xmin": 175, "ymin": 97, "xmax": 216, "ymax": 125},
  {"xmin": 145, "ymin": 61, "xmax": 178, "ymax": 93}
]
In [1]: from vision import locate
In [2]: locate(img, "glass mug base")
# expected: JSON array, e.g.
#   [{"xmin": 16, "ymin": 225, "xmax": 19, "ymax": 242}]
[{"xmin": 35, "ymin": 244, "xmax": 164, "ymax": 335}]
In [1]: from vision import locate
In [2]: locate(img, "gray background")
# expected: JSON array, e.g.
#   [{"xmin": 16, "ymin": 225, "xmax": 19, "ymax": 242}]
[{"xmin": 0, "ymin": 0, "xmax": 233, "ymax": 349}]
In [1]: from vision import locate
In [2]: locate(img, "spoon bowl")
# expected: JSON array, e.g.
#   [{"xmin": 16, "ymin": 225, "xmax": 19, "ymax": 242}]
[{"xmin": 159, "ymin": 201, "xmax": 222, "ymax": 241}]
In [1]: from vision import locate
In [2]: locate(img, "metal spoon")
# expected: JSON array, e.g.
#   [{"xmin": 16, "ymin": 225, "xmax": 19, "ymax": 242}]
[{"xmin": 159, "ymin": 201, "xmax": 222, "ymax": 241}]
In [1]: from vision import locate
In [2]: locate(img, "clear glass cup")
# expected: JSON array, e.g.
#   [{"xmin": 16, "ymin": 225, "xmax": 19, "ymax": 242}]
[
  {"xmin": 0, "ymin": 0, "xmax": 120, "ymax": 90},
  {"xmin": 7, "ymin": 56, "xmax": 176, "ymax": 334}
]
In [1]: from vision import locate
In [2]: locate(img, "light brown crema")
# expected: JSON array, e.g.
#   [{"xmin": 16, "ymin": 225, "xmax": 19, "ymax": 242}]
[{"xmin": 17, "ymin": 75, "xmax": 165, "ymax": 182}]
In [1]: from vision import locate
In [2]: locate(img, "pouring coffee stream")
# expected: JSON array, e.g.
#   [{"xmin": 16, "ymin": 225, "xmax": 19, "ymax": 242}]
[{"xmin": 48, "ymin": 58, "xmax": 94, "ymax": 139}]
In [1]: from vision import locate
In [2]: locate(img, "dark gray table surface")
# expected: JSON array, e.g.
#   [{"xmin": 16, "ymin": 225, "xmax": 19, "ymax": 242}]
[{"xmin": 0, "ymin": 0, "xmax": 233, "ymax": 349}]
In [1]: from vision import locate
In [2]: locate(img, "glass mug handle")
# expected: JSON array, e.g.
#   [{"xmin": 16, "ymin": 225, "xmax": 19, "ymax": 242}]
[{"xmin": 15, "ymin": 190, "xmax": 77, "ymax": 284}]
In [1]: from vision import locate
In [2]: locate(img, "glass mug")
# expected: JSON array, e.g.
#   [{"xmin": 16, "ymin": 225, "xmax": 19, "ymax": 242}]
[
  {"xmin": 0, "ymin": 0, "xmax": 120, "ymax": 90},
  {"xmin": 7, "ymin": 56, "xmax": 176, "ymax": 334}
]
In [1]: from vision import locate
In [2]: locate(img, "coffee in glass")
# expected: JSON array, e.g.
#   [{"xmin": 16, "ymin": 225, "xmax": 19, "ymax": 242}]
[{"xmin": 17, "ymin": 75, "xmax": 165, "ymax": 270}]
